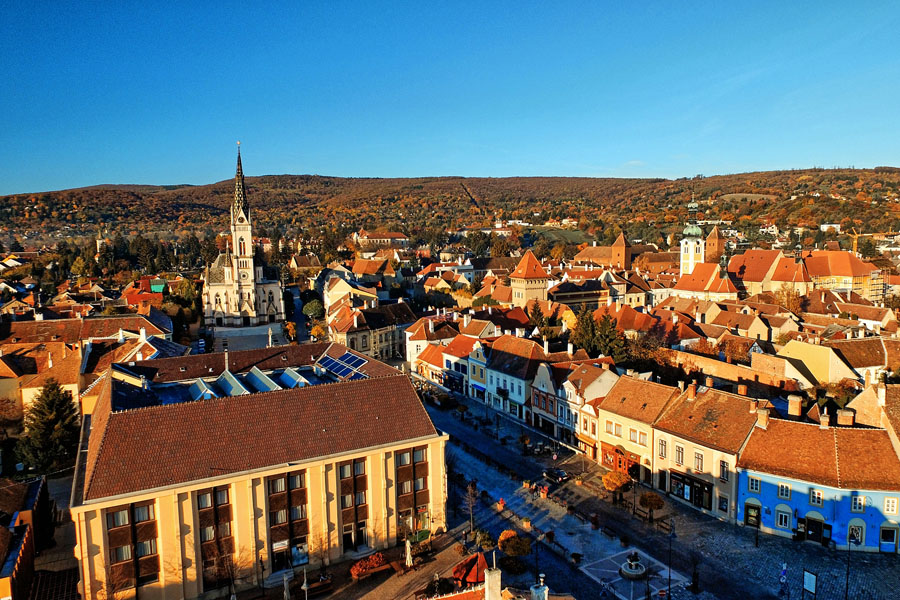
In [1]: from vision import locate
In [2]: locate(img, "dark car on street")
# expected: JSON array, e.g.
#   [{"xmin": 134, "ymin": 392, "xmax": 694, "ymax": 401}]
[{"xmin": 543, "ymin": 468, "xmax": 569, "ymax": 484}]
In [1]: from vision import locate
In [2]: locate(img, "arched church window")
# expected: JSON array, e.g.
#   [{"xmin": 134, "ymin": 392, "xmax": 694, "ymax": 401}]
[{"xmin": 239, "ymin": 238, "xmax": 246, "ymax": 255}]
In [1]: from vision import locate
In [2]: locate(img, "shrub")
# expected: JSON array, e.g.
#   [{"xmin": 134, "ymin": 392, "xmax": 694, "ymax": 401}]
[
  {"xmin": 349, "ymin": 552, "xmax": 386, "ymax": 578},
  {"xmin": 475, "ymin": 529, "xmax": 495, "ymax": 550},
  {"xmin": 455, "ymin": 543, "xmax": 469, "ymax": 557},
  {"xmin": 498, "ymin": 555, "xmax": 527, "ymax": 574}
]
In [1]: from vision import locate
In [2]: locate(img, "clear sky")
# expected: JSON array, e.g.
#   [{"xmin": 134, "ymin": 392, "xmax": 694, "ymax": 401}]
[{"xmin": 2, "ymin": 1, "xmax": 899, "ymax": 195}]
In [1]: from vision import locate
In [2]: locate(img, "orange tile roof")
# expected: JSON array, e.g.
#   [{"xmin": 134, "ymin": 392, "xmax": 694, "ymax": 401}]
[
  {"xmin": 417, "ymin": 343, "xmax": 446, "ymax": 368},
  {"xmin": 770, "ymin": 257, "xmax": 812, "ymax": 283},
  {"xmin": 655, "ymin": 387, "xmax": 759, "ymax": 453},
  {"xmin": 727, "ymin": 249, "xmax": 783, "ymax": 283},
  {"xmin": 597, "ymin": 376, "xmax": 679, "ymax": 424},
  {"xmin": 443, "ymin": 335, "xmax": 479, "ymax": 358},
  {"xmin": 510, "ymin": 251, "xmax": 547, "ymax": 280},
  {"xmin": 738, "ymin": 418, "xmax": 900, "ymax": 490},
  {"xmin": 803, "ymin": 251, "xmax": 879, "ymax": 278}
]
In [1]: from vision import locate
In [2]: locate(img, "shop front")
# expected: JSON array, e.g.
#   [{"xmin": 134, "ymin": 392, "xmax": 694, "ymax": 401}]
[
  {"xmin": 600, "ymin": 443, "xmax": 641, "ymax": 479},
  {"xmin": 576, "ymin": 433, "xmax": 597, "ymax": 460},
  {"xmin": 669, "ymin": 470, "xmax": 712, "ymax": 511}
]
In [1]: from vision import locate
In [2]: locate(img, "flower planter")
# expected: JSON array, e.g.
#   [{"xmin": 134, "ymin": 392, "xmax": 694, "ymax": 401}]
[
  {"xmin": 540, "ymin": 489, "xmax": 548, "ymax": 499},
  {"xmin": 521, "ymin": 518, "xmax": 531, "ymax": 530},
  {"xmin": 575, "ymin": 479, "xmax": 583, "ymax": 486}
]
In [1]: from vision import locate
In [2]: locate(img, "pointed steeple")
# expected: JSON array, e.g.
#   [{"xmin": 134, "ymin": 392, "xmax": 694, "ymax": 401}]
[{"xmin": 232, "ymin": 141, "xmax": 248, "ymax": 221}]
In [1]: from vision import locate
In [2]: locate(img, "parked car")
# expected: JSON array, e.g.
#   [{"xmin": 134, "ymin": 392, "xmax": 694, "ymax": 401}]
[{"xmin": 543, "ymin": 468, "xmax": 570, "ymax": 484}]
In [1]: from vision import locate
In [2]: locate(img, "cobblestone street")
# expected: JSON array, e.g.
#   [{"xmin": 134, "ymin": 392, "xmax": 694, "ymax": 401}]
[{"xmin": 427, "ymin": 400, "xmax": 900, "ymax": 600}]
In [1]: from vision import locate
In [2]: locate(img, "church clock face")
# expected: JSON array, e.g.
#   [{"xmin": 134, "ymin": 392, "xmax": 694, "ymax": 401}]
[
  {"xmin": 240, "ymin": 272, "xmax": 248, "ymax": 280},
  {"xmin": 238, "ymin": 216, "xmax": 245, "ymax": 223}
]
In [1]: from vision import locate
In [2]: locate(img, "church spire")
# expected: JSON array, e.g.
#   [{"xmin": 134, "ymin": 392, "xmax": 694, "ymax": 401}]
[{"xmin": 233, "ymin": 141, "xmax": 248, "ymax": 220}]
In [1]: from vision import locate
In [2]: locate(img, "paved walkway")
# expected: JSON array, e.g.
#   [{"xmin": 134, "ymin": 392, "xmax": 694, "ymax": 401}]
[{"xmin": 428, "ymin": 403, "xmax": 900, "ymax": 600}]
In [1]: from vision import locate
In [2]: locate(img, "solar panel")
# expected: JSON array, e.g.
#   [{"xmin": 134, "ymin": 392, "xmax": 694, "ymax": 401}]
[
  {"xmin": 319, "ymin": 356, "xmax": 339, "ymax": 370},
  {"xmin": 337, "ymin": 352, "xmax": 354, "ymax": 363},
  {"xmin": 348, "ymin": 372, "xmax": 367, "ymax": 380},
  {"xmin": 336, "ymin": 367, "xmax": 352, "ymax": 377},
  {"xmin": 347, "ymin": 355, "xmax": 367, "ymax": 368}
]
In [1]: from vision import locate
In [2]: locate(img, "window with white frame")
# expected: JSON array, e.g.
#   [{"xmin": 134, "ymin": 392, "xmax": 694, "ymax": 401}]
[
  {"xmin": 809, "ymin": 489, "xmax": 824, "ymax": 507},
  {"xmin": 749, "ymin": 477, "xmax": 761, "ymax": 493},
  {"xmin": 851, "ymin": 495, "xmax": 866, "ymax": 513},
  {"xmin": 777, "ymin": 483, "xmax": 791, "ymax": 500},
  {"xmin": 658, "ymin": 439, "xmax": 667, "ymax": 458},
  {"xmin": 606, "ymin": 420, "xmax": 614, "ymax": 434},
  {"xmin": 614, "ymin": 424, "xmax": 622, "ymax": 437},
  {"xmin": 719, "ymin": 460, "xmax": 729, "ymax": 482},
  {"xmin": 675, "ymin": 445, "xmax": 684, "ymax": 465},
  {"xmin": 776, "ymin": 510, "xmax": 791, "ymax": 529},
  {"xmin": 639, "ymin": 432, "xmax": 647, "ymax": 446},
  {"xmin": 885, "ymin": 497, "xmax": 898, "ymax": 515},
  {"xmin": 629, "ymin": 429, "xmax": 638, "ymax": 442},
  {"xmin": 694, "ymin": 452, "xmax": 704, "ymax": 472}
]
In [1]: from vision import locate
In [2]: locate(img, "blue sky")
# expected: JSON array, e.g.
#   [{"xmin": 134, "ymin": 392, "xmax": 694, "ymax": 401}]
[{"xmin": 1, "ymin": 2, "xmax": 898, "ymax": 194}]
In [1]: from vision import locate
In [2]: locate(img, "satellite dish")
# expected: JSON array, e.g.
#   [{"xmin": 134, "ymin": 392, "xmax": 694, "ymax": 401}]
[{"xmin": 16, "ymin": 463, "xmax": 24, "ymax": 472}]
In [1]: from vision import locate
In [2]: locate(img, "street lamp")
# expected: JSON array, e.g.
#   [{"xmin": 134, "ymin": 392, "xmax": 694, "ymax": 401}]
[
  {"xmin": 532, "ymin": 532, "xmax": 546, "ymax": 584},
  {"xmin": 668, "ymin": 518, "xmax": 677, "ymax": 598},
  {"xmin": 301, "ymin": 567, "xmax": 309, "ymax": 600},
  {"xmin": 845, "ymin": 530, "xmax": 862, "ymax": 600}
]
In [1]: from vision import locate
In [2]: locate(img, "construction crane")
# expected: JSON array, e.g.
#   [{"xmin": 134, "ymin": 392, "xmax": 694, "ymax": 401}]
[{"xmin": 849, "ymin": 228, "xmax": 900, "ymax": 253}]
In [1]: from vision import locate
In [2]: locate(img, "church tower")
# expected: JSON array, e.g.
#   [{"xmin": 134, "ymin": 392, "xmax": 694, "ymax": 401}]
[
  {"xmin": 510, "ymin": 250, "xmax": 548, "ymax": 308},
  {"xmin": 611, "ymin": 232, "xmax": 631, "ymax": 269},
  {"xmin": 679, "ymin": 198, "xmax": 705, "ymax": 276},
  {"xmin": 231, "ymin": 142, "xmax": 256, "ymax": 286}
]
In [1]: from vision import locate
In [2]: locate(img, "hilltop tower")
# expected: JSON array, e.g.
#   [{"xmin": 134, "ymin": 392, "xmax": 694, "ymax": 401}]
[
  {"xmin": 202, "ymin": 144, "xmax": 285, "ymax": 327},
  {"xmin": 510, "ymin": 250, "xmax": 548, "ymax": 308},
  {"xmin": 611, "ymin": 232, "xmax": 631, "ymax": 269},
  {"xmin": 679, "ymin": 198, "xmax": 705, "ymax": 276}
]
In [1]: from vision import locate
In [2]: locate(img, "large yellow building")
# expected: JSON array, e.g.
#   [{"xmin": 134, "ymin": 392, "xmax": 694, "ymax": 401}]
[{"xmin": 70, "ymin": 343, "xmax": 447, "ymax": 599}]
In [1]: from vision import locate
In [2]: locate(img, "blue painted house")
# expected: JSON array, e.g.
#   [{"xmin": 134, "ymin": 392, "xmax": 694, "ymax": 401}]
[{"xmin": 736, "ymin": 414, "xmax": 900, "ymax": 553}]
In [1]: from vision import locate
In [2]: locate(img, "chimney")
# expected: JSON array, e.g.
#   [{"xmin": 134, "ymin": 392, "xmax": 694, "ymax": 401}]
[
  {"xmin": 543, "ymin": 339, "xmax": 549, "ymax": 354},
  {"xmin": 484, "ymin": 553, "xmax": 502, "ymax": 600},
  {"xmin": 353, "ymin": 314, "xmax": 359, "ymax": 329},
  {"xmin": 606, "ymin": 296, "xmax": 613, "ymax": 307},
  {"xmin": 819, "ymin": 413, "xmax": 830, "ymax": 429},
  {"xmin": 139, "ymin": 327, "xmax": 147, "ymax": 342},
  {"xmin": 615, "ymin": 300, "xmax": 621, "ymax": 312},
  {"xmin": 678, "ymin": 380, "xmax": 685, "ymax": 391},
  {"xmin": 687, "ymin": 382, "xmax": 697, "ymax": 400},
  {"xmin": 488, "ymin": 306, "xmax": 492, "ymax": 315},
  {"xmin": 705, "ymin": 376, "xmax": 714, "ymax": 388},
  {"xmin": 118, "ymin": 328, "xmax": 125, "ymax": 343},
  {"xmin": 504, "ymin": 329, "xmax": 511, "ymax": 336},
  {"xmin": 463, "ymin": 313, "xmax": 472, "ymax": 328},
  {"xmin": 673, "ymin": 313, "xmax": 678, "ymax": 325},
  {"xmin": 837, "ymin": 409, "xmax": 855, "ymax": 427},
  {"xmin": 516, "ymin": 327, "xmax": 525, "ymax": 338},
  {"xmin": 592, "ymin": 241, "xmax": 597, "ymax": 247},
  {"xmin": 567, "ymin": 342, "xmax": 574, "ymax": 355},
  {"xmin": 756, "ymin": 407, "xmax": 769, "ymax": 429},
  {"xmin": 737, "ymin": 383, "xmax": 748, "ymax": 396},
  {"xmin": 530, "ymin": 574, "xmax": 549, "ymax": 600},
  {"xmin": 788, "ymin": 394, "xmax": 803, "ymax": 417},
  {"xmin": 749, "ymin": 399, "xmax": 758, "ymax": 413},
  {"xmin": 878, "ymin": 385, "xmax": 886, "ymax": 407},
  {"xmin": 428, "ymin": 319, "xmax": 434, "ymax": 334},
  {"xmin": 453, "ymin": 311, "xmax": 459, "ymax": 322},
  {"xmin": 398, "ymin": 296, "xmax": 404, "ymax": 303},
  {"xmin": 47, "ymin": 352, "xmax": 53, "ymax": 369}
]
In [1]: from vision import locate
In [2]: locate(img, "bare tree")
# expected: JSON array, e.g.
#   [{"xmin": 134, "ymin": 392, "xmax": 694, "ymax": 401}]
[{"xmin": 464, "ymin": 480, "xmax": 479, "ymax": 534}]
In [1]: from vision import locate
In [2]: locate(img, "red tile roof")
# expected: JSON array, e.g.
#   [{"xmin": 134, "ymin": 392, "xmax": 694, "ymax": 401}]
[
  {"xmin": 510, "ymin": 251, "xmax": 547, "ymax": 280},
  {"xmin": 597, "ymin": 376, "xmax": 679, "ymax": 424},
  {"xmin": 803, "ymin": 251, "xmax": 879, "ymax": 278},
  {"xmin": 443, "ymin": 335, "xmax": 479, "ymax": 359},
  {"xmin": 738, "ymin": 418, "xmax": 900, "ymax": 490},
  {"xmin": 727, "ymin": 249, "xmax": 783, "ymax": 283},
  {"xmin": 770, "ymin": 257, "xmax": 812, "ymax": 283},
  {"xmin": 81, "ymin": 373, "xmax": 437, "ymax": 501}
]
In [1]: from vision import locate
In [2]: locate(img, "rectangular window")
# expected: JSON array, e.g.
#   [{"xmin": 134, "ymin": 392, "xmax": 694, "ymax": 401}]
[
  {"xmin": 400, "ymin": 480, "xmax": 412, "ymax": 494},
  {"xmin": 111, "ymin": 545, "xmax": 132, "ymax": 563},
  {"xmin": 289, "ymin": 473, "xmax": 305, "ymax": 490},
  {"xmin": 583, "ymin": 417, "xmax": 588, "ymax": 432},
  {"xmin": 777, "ymin": 483, "xmax": 791, "ymax": 500},
  {"xmin": 719, "ymin": 460, "xmax": 729, "ymax": 482},
  {"xmin": 200, "ymin": 525, "xmax": 215, "ymax": 542},
  {"xmin": 355, "ymin": 491, "xmax": 366, "ymax": 505},
  {"xmin": 606, "ymin": 421, "xmax": 614, "ymax": 434},
  {"xmin": 354, "ymin": 460, "xmax": 366, "ymax": 476},
  {"xmin": 614, "ymin": 424, "xmax": 622, "ymax": 437},
  {"xmin": 133, "ymin": 504, "xmax": 154, "ymax": 523},
  {"xmin": 398, "ymin": 452, "xmax": 411, "ymax": 466},
  {"xmin": 749, "ymin": 477, "xmax": 761, "ymax": 493},
  {"xmin": 341, "ymin": 494, "xmax": 353, "ymax": 509},
  {"xmin": 107, "ymin": 509, "xmax": 129, "ymax": 529},
  {"xmin": 268, "ymin": 478, "xmax": 286, "ymax": 494},
  {"xmin": 339, "ymin": 464, "xmax": 352, "ymax": 479},
  {"xmin": 658, "ymin": 439, "xmax": 667, "ymax": 458},
  {"xmin": 851, "ymin": 496, "xmax": 866, "ymax": 512},
  {"xmin": 675, "ymin": 446, "xmax": 684, "ymax": 466},
  {"xmin": 885, "ymin": 497, "xmax": 898, "ymax": 515},
  {"xmin": 694, "ymin": 452, "xmax": 704, "ymax": 472},
  {"xmin": 197, "ymin": 493, "xmax": 212, "ymax": 509},
  {"xmin": 135, "ymin": 539, "xmax": 157, "ymax": 558},
  {"xmin": 414, "ymin": 448, "xmax": 426, "ymax": 463},
  {"xmin": 809, "ymin": 489, "xmax": 824, "ymax": 507},
  {"xmin": 414, "ymin": 477, "xmax": 426, "ymax": 491},
  {"xmin": 270, "ymin": 509, "xmax": 287, "ymax": 526},
  {"xmin": 218, "ymin": 522, "xmax": 232, "ymax": 538},
  {"xmin": 215, "ymin": 488, "xmax": 229, "ymax": 506},
  {"xmin": 291, "ymin": 505, "xmax": 307, "ymax": 521},
  {"xmin": 591, "ymin": 422, "xmax": 597, "ymax": 436},
  {"xmin": 718, "ymin": 495, "xmax": 729, "ymax": 513},
  {"xmin": 639, "ymin": 432, "xmax": 647, "ymax": 446},
  {"xmin": 776, "ymin": 510, "xmax": 791, "ymax": 529},
  {"xmin": 629, "ymin": 429, "xmax": 637, "ymax": 442}
]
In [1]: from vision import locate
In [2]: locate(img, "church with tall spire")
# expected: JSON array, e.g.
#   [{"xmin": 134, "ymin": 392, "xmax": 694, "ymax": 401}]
[{"xmin": 202, "ymin": 144, "xmax": 285, "ymax": 327}]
